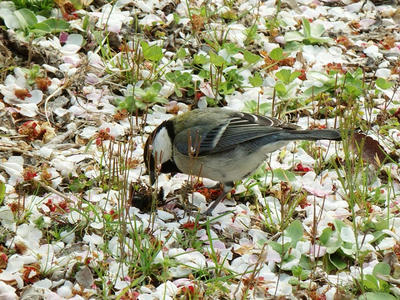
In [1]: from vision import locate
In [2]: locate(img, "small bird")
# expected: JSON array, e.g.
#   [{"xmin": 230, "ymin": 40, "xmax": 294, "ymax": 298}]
[{"xmin": 144, "ymin": 107, "xmax": 342, "ymax": 215}]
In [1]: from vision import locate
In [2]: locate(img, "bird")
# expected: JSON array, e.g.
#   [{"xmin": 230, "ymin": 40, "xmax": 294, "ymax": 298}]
[{"xmin": 144, "ymin": 107, "xmax": 342, "ymax": 215}]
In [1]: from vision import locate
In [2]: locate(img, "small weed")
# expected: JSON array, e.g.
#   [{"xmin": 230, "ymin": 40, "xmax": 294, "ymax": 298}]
[
  {"xmin": 11, "ymin": 0, "xmax": 54, "ymax": 16},
  {"xmin": 166, "ymin": 70, "xmax": 194, "ymax": 98},
  {"xmin": 116, "ymin": 82, "xmax": 167, "ymax": 114},
  {"xmin": 284, "ymin": 18, "xmax": 333, "ymax": 50}
]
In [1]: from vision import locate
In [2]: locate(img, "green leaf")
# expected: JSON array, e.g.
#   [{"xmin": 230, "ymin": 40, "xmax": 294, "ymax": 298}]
[
  {"xmin": 375, "ymin": 217, "xmax": 389, "ymax": 231},
  {"xmin": 371, "ymin": 230, "xmax": 386, "ymax": 243},
  {"xmin": 323, "ymin": 255, "xmax": 337, "ymax": 273},
  {"xmin": 32, "ymin": 22, "xmax": 51, "ymax": 33},
  {"xmin": 14, "ymin": 8, "xmax": 37, "ymax": 29},
  {"xmin": 359, "ymin": 292, "xmax": 397, "ymax": 300},
  {"xmin": 218, "ymin": 81, "xmax": 235, "ymax": 95},
  {"xmin": 275, "ymin": 69, "xmax": 291, "ymax": 83},
  {"xmin": 222, "ymin": 43, "xmax": 241, "ymax": 55},
  {"xmin": 340, "ymin": 242, "xmax": 355, "ymax": 256},
  {"xmin": 198, "ymin": 69, "xmax": 210, "ymax": 79},
  {"xmin": 299, "ymin": 255, "xmax": 311, "ymax": 270},
  {"xmin": 289, "ymin": 71, "xmax": 301, "ymax": 82},
  {"xmin": 304, "ymin": 36, "xmax": 333, "ymax": 45},
  {"xmin": 284, "ymin": 31, "xmax": 304, "ymax": 42},
  {"xmin": 249, "ymin": 72, "xmax": 263, "ymax": 87},
  {"xmin": 244, "ymin": 100, "xmax": 271, "ymax": 115},
  {"xmin": 193, "ymin": 54, "xmax": 208, "ymax": 65},
  {"xmin": 310, "ymin": 23, "xmax": 326, "ymax": 37},
  {"xmin": 141, "ymin": 41, "xmax": 163, "ymax": 62},
  {"xmin": 329, "ymin": 253, "xmax": 347, "ymax": 270},
  {"xmin": 166, "ymin": 71, "xmax": 192, "ymax": 89},
  {"xmin": 0, "ymin": 8, "xmax": 20, "ymax": 29},
  {"xmin": 165, "ymin": 71, "xmax": 178, "ymax": 82},
  {"xmin": 292, "ymin": 265, "xmax": 303, "ymax": 277},
  {"xmin": 272, "ymin": 168, "xmax": 296, "ymax": 182},
  {"xmin": 0, "ymin": 181, "xmax": 5, "ymax": 205},
  {"xmin": 269, "ymin": 241, "xmax": 291, "ymax": 255},
  {"xmin": 274, "ymin": 82, "xmax": 287, "ymax": 97},
  {"xmin": 176, "ymin": 48, "xmax": 187, "ymax": 59},
  {"xmin": 244, "ymin": 24, "xmax": 258, "ymax": 45},
  {"xmin": 243, "ymin": 50, "xmax": 261, "ymax": 64},
  {"xmin": 174, "ymin": 87, "xmax": 182, "ymax": 97},
  {"xmin": 319, "ymin": 227, "xmax": 332, "ymax": 245},
  {"xmin": 288, "ymin": 277, "xmax": 299, "ymax": 285},
  {"xmin": 283, "ymin": 41, "xmax": 302, "ymax": 52},
  {"xmin": 311, "ymin": 24, "xmax": 325, "ymax": 37},
  {"xmin": 285, "ymin": 220, "xmax": 303, "ymax": 246},
  {"xmin": 340, "ymin": 226, "xmax": 355, "ymax": 243},
  {"xmin": 373, "ymin": 262, "xmax": 391, "ymax": 277},
  {"xmin": 333, "ymin": 219, "xmax": 346, "ymax": 232},
  {"xmin": 376, "ymin": 78, "xmax": 393, "ymax": 90},
  {"xmin": 363, "ymin": 275, "xmax": 379, "ymax": 291},
  {"xmin": 324, "ymin": 236, "xmax": 341, "ymax": 254},
  {"xmin": 209, "ymin": 51, "xmax": 226, "ymax": 67},
  {"xmin": 302, "ymin": 18, "xmax": 311, "ymax": 38},
  {"xmin": 173, "ymin": 13, "xmax": 180, "ymax": 24},
  {"xmin": 82, "ymin": 15, "xmax": 89, "ymax": 30},
  {"xmin": 303, "ymin": 84, "xmax": 331, "ymax": 97},
  {"xmin": 37, "ymin": 18, "xmax": 70, "ymax": 32},
  {"xmin": 269, "ymin": 47, "xmax": 284, "ymax": 61},
  {"xmin": 151, "ymin": 82, "xmax": 162, "ymax": 93}
]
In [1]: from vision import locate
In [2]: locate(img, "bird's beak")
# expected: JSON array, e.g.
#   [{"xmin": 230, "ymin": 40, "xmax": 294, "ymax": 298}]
[{"xmin": 149, "ymin": 169, "xmax": 156, "ymax": 185}]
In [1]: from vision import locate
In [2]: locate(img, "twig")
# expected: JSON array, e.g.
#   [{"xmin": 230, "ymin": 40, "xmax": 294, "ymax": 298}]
[
  {"xmin": 35, "ymin": 180, "xmax": 71, "ymax": 201},
  {"xmin": 41, "ymin": 80, "xmax": 70, "ymax": 125},
  {"xmin": 0, "ymin": 146, "xmax": 33, "ymax": 156}
]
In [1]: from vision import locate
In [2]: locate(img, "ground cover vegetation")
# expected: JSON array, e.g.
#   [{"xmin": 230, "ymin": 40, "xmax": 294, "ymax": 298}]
[{"xmin": 0, "ymin": 0, "xmax": 400, "ymax": 299}]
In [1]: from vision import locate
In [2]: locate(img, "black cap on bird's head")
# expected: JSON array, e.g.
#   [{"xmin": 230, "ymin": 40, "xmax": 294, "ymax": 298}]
[{"xmin": 144, "ymin": 120, "xmax": 180, "ymax": 185}]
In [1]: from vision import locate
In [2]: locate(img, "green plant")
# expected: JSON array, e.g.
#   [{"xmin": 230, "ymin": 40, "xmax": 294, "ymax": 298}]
[
  {"xmin": 304, "ymin": 68, "xmax": 365, "ymax": 101},
  {"xmin": 140, "ymin": 41, "xmax": 163, "ymax": 63},
  {"xmin": 318, "ymin": 220, "xmax": 357, "ymax": 272},
  {"xmin": 68, "ymin": 174, "xmax": 95, "ymax": 193},
  {"xmin": 165, "ymin": 71, "xmax": 194, "ymax": 97},
  {"xmin": 117, "ymin": 82, "xmax": 167, "ymax": 113},
  {"xmin": 359, "ymin": 293, "xmax": 397, "ymax": 300},
  {"xmin": 284, "ymin": 18, "xmax": 332, "ymax": 50},
  {"xmin": 274, "ymin": 69, "xmax": 301, "ymax": 99},
  {"xmin": 361, "ymin": 262, "xmax": 391, "ymax": 293},
  {"xmin": 269, "ymin": 220, "xmax": 305, "ymax": 270},
  {"xmin": 244, "ymin": 100, "xmax": 271, "ymax": 115},
  {"xmin": 22, "ymin": 65, "xmax": 44, "ymax": 84},
  {"xmin": 244, "ymin": 24, "xmax": 258, "ymax": 45},
  {"xmin": 0, "ymin": 182, "xmax": 5, "ymax": 206},
  {"xmin": 11, "ymin": 0, "xmax": 54, "ymax": 16},
  {"xmin": 289, "ymin": 265, "xmax": 311, "ymax": 286},
  {"xmin": 256, "ymin": 167, "xmax": 302, "ymax": 234},
  {"xmin": 192, "ymin": 44, "xmax": 262, "ymax": 105},
  {"xmin": 0, "ymin": 7, "xmax": 70, "ymax": 36}
]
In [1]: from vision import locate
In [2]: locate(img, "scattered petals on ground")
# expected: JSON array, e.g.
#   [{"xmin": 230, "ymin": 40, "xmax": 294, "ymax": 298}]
[{"xmin": 0, "ymin": 0, "xmax": 400, "ymax": 299}]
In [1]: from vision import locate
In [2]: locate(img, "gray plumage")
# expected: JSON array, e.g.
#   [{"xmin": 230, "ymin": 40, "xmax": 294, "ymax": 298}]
[{"xmin": 144, "ymin": 107, "xmax": 342, "ymax": 215}]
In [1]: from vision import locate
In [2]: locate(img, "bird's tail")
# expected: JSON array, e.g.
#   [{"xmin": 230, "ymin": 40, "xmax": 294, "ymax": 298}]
[{"xmin": 280, "ymin": 129, "xmax": 342, "ymax": 141}]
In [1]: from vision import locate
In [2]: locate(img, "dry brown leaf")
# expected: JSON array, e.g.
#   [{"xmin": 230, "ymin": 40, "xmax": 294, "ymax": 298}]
[{"xmin": 350, "ymin": 132, "xmax": 388, "ymax": 166}]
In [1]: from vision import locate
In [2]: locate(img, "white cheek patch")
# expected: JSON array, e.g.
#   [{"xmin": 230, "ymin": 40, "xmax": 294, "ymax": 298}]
[{"xmin": 152, "ymin": 127, "xmax": 172, "ymax": 165}]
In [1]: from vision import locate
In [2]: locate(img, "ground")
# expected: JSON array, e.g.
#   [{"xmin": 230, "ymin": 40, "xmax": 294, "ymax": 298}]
[{"xmin": 0, "ymin": 0, "xmax": 400, "ymax": 299}]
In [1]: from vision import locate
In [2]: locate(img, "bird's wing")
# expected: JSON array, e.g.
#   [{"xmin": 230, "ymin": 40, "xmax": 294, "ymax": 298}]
[{"xmin": 174, "ymin": 112, "xmax": 291, "ymax": 156}]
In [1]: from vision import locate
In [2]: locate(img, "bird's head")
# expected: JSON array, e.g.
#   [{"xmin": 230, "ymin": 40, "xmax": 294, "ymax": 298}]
[{"xmin": 144, "ymin": 120, "xmax": 179, "ymax": 184}]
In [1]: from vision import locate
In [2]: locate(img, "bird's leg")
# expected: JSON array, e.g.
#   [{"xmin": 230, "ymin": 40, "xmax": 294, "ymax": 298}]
[{"xmin": 205, "ymin": 183, "xmax": 233, "ymax": 215}]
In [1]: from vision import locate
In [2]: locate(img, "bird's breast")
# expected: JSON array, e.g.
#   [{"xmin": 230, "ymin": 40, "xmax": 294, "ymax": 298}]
[{"xmin": 172, "ymin": 140, "xmax": 289, "ymax": 183}]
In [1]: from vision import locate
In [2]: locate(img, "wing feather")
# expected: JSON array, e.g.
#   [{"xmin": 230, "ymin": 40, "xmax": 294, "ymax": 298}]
[{"xmin": 174, "ymin": 112, "xmax": 291, "ymax": 156}]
